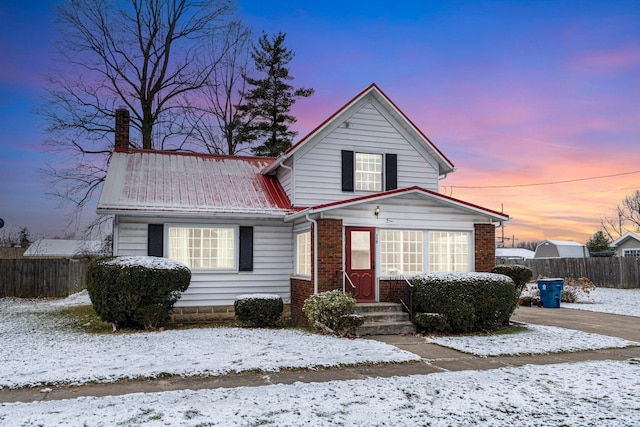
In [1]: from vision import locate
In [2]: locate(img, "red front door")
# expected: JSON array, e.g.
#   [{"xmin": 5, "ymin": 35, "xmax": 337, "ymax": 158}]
[{"xmin": 345, "ymin": 227, "xmax": 375, "ymax": 302}]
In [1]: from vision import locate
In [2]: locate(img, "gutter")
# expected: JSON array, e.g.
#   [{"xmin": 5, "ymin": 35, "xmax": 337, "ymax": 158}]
[{"xmin": 305, "ymin": 213, "xmax": 319, "ymax": 295}]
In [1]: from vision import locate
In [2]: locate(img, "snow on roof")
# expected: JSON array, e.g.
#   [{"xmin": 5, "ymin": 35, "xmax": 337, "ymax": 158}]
[
  {"xmin": 24, "ymin": 239, "xmax": 103, "ymax": 257},
  {"xmin": 97, "ymin": 150, "xmax": 293, "ymax": 216},
  {"xmin": 495, "ymin": 248, "xmax": 535, "ymax": 259}
]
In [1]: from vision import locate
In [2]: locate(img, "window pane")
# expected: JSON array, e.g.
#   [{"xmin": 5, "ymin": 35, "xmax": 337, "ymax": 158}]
[
  {"xmin": 351, "ymin": 231, "xmax": 371, "ymax": 269},
  {"xmin": 168, "ymin": 227, "xmax": 235, "ymax": 269},
  {"xmin": 296, "ymin": 231, "xmax": 311, "ymax": 276},
  {"xmin": 355, "ymin": 153, "xmax": 382, "ymax": 191},
  {"xmin": 380, "ymin": 230, "xmax": 423, "ymax": 275},
  {"xmin": 428, "ymin": 231, "xmax": 470, "ymax": 272}
]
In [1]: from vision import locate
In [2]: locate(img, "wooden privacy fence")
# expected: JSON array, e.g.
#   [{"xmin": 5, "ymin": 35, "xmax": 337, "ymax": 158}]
[
  {"xmin": 498, "ymin": 257, "xmax": 640, "ymax": 289},
  {"xmin": 0, "ymin": 258, "xmax": 91, "ymax": 298}
]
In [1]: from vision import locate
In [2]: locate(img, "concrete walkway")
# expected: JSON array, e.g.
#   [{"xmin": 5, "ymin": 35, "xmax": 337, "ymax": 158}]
[{"xmin": 1, "ymin": 306, "xmax": 638, "ymax": 404}]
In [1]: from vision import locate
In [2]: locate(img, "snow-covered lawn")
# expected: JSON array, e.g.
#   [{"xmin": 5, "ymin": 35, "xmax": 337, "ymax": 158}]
[
  {"xmin": 1, "ymin": 288, "xmax": 639, "ymax": 425},
  {"xmin": 563, "ymin": 287, "xmax": 640, "ymax": 317},
  {"xmin": 2, "ymin": 359, "xmax": 639, "ymax": 426}
]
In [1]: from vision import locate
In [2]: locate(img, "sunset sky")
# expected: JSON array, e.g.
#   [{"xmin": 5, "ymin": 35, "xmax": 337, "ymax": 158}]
[{"xmin": 1, "ymin": 0, "xmax": 639, "ymax": 244}]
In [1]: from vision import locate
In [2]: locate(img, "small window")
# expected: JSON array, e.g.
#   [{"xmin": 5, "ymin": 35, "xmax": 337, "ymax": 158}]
[
  {"xmin": 428, "ymin": 231, "xmax": 470, "ymax": 272},
  {"xmin": 168, "ymin": 226, "xmax": 235, "ymax": 269},
  {"xmin": 295, "ymin": 231, "xmax": 311, "ymax": 276},
  {"xmin": 355, "ymin": 152, "xmax": 382, "ymax": 191},
  {"xmin": 380, "ymin": 230, "xmax": 423, "ymax": 275},
  {"xmin": 623, "ymin": 249, "xmax": 640, "ymax": 257}
]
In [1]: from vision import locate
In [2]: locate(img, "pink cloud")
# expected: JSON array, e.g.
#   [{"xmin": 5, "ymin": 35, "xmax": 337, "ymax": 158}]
[{"xmin": 568, "ymin": 44, "xmax": 640, "ymax": 75}]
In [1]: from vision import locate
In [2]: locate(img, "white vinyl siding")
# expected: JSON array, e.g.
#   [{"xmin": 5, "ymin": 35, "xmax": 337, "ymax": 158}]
[
  {"xmin": 168, "ymin": 226, "xmax": 236, "ymax": 270},
  {"xmin": 380, "ymin": 230, "xmax": 423, "ymax": 275},
  {"xmin": 293, "ymin": 101, "xmax": 441, "ymax": 206},
  {"xmin": 114, "ymin": 216, "xmax": 293, "ymax": 306},
  {"xmin": 295, "ymin": 231, "xmax": 311, "ymax": 276},
  {"xmin": 429, "ymin": 231, "xmax": 471, "ymax": 272}
]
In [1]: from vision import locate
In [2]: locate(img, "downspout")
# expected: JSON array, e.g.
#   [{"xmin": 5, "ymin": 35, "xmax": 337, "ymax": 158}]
[{"xmin": 306, "ymin": 213, "xmax": 318, "ymax": 295}]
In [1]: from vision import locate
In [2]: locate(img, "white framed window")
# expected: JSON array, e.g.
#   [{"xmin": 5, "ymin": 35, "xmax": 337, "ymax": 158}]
[
  {"xmin": 355, "ymin": 152, "xmax": 382, "ymax": 191},
  {"xmin": 380, "ymin": 230, "xmax": 424, "ymax": 275},
  {"xmin": 623, "ymin": 249, "xmax": 640, "ymax": 257},
  {"xmin": 295, "ymin": 231, "xmax": 311, "ymax": 276},
  {"xmin": 428, "ymin": 231, "xmax": 470, "ymax": 272},
  {"xmin": 168, "ymin": 226, "xmax": 236, "ymax": 270}
]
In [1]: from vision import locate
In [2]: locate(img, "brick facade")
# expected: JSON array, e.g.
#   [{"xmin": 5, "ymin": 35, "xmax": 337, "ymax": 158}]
[
  {"xmin": 290, "ymin": 278, "xmax": 313, "ymax": 323},
  {"xmin": 378, "ymin": 279, "xmax": 409, "ymax": 305},
  {"xmin": 474, "ymin": 223, "xmax": 496, "ymax": 272},
  {"xmin": 171, "ymin": 304, "xmax": 291, "ymax": 323},
  {"xmin": 316, "ymin": 218, "xmax": 343, "ymax": 293}
]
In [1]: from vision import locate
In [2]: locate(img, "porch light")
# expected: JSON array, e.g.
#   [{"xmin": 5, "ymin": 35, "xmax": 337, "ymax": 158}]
[{"xmin": 374, "ymin": 205, "xmax": 380, "ymax": 218}]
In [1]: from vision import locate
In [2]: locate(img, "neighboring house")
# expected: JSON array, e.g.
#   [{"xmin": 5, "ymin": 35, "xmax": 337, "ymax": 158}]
[
  {"xmin": 610, "ymin": 232, "xmax": 640, "ymax": 257},
  {"xmin": 534, "ymin": 240, "xmax": 590, "ymax": 259},
  {"xmin": 496, "ymin": 247, "xmax": 534, "ymax": 262},
  {"xmin": 97, "ymin": 84, "xmax": 509, "ymax": 322},
  {"xmin": 24, "ymin": 239, "xmax": 105, "ymax": 258}
]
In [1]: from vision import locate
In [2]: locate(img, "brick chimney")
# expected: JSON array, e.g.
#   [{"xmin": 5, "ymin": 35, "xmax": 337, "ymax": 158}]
[{"xmin": 114, "ymin": 108, "xmax": 130, "ymax": 149}]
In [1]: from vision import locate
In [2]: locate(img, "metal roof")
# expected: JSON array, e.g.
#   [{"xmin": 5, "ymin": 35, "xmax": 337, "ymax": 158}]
[{"xmin": 97, "ymin": 149, "xmax": 293, "ymax": 216}]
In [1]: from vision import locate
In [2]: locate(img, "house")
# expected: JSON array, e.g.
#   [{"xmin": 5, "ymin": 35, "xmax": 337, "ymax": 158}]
[
  {"xmin": 533, "ymin": 240, "xmax": 589, "ymax": 259},
  {"xmin": 496, "ymin": 247, "xmax": 534, "ymax": 262},
  {"xmin": 97, "ymin": 84, "xmax": 509, "ymax": 322},
  {"xmin": 24, "ymin": 239, "xmax": 105, "ymax": 258},
  {"xmin": 610, "ymin": 232, "xmax": 640, "ymax": 257}
]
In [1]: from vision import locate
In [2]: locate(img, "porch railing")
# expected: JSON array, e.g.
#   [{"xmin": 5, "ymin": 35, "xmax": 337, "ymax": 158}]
[
  {"xmin": 342, "ymin": 270, "xmax": 356, "ymax": 293},
  {"xmin": 390, "ymin": 269, "xmax": 414, "ymax": 320}
]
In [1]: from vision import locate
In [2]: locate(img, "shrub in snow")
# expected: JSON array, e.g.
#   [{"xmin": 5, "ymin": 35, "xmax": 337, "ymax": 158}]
[
  {"xmin": 234, "ymin": 294, "xmax": 283, "ymax": 327},
  {"xmin": 410, "ymin": 272, "xmax": 515, "ymax": 333},
  {"xmin": 302, "ymin": 290, "xmax": 365, "ymax": 336},
  {"xmin": 413, "ymin": 312, "xmax": 449, "ymax": 333},
  {"xmin": 562, "ymin": 277, "xmax": 596, "ymax": 303},
  {"xmin": 86, "ymin": 256, "xmax": 191, "ymax": 329},
  {"xmin": 491, "ymin": 264, "xmax": 533, "ymax": 318}
]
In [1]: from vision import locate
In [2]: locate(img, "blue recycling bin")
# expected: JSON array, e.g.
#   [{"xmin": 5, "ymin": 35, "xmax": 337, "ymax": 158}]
[{"xmin": 537, "ymin": 278, "xmax": 564, "ymax": 308}]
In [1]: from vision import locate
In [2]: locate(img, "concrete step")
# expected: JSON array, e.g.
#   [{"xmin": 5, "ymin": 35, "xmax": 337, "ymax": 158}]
[
  {"xmin": 355, "ymin": 302, "xmax": 414, "ymax": 335},
  {"xmin": 356, "ymin": 321, "xmax": 414, "ymax": 336}
]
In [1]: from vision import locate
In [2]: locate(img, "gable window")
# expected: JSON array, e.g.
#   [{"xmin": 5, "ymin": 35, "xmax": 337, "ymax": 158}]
[
  {"xmin": 380, "ymin": 230, "xmax": 423, "ymax": 275},
  {"xmin": 355, "ymin": 153, "xmax": 382, "ymax": 191},
  {"xmin": 428, "ymin": 231, "xmax": 470, "ymax": 272},
  {"xmin": 168, "ymin": 226, "xmax": 236, "ymax": 269},
  {"xmin": 295, "ymin": 231, "xmax": 311, "ymax": 276},
  {"xmin": 623, "ymin": 249, "xmax": 640, "ymax": 257}
]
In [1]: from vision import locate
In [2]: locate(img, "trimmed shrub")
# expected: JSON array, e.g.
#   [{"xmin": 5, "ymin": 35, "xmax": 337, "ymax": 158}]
[
  {"xmin": 410, "ymin": 272, "xmax": 515, "ymax": 333},
  {"xmin": 302, "ymin": 290, "xmax": 365, "ymax": 336},
  {"xmin": 413, "ymin": 312, "xmax": 450, "ymax": 333},
  {"xmin": 234, "ymin": 294, "xmax": 283, "ymax": 327},
  {"xmin": 491, "ymin": 264, "xmax": 533, "ymax": 318},
  {"xmin": 86, "ymin": 256, "xmax": 191, "ymax": 329}
]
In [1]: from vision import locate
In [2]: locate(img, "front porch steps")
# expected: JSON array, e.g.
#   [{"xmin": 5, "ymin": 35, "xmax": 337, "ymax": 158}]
[{"xmin": 355, "ymin": 302, "xmax": 415, "ymax": 336}]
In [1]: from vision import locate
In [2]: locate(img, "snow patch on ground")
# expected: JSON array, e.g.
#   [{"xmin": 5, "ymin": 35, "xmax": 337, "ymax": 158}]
[
  {"xmin": 2, "ymin": 360, "xmax": 639, "ymax": 426},
  {"xmin": 563, "ymin": 287, "xmax": 640, "ymax": 317}
]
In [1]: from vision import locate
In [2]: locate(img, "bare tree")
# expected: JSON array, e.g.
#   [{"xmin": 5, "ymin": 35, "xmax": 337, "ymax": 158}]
[
  {"xmin": 601, "ymin": 190, "xmax": 640, "ymax": 240},
  {"xmin": 38, "ymin": 0, "xmax": 234, "ymax": 209},
  {"xmin": 186, "ymin": 21, "xmax": 253, "ymax": 154}
]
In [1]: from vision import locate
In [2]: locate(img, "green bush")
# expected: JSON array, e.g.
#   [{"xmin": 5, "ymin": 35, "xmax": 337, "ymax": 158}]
[
  {"xmin": 413, "ymin": 312, "xmax": 450, "ymax": 333},
  {"xmin": 86, "ymin": 256, "xmax": 191, "ymax": 329},
  {"xmin": 234, "ymin": 294, "xmax": 283, "ymax": 327},
  {"xmin": 410, "ymin": 272, "xmax": 515, "ymax": 333},
  {"xmin": 491, "ymin": 264, "xmax": 533, "ymax": 318},
  {"xmin": 302, "ymin": 290, "xmax": 365, "ymax": 336}
]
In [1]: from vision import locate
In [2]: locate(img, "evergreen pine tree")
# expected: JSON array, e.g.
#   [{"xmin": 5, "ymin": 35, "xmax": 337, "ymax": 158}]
[{"xmin": 238, "ymin": 32, "xmax": 314, "ymax": 157}]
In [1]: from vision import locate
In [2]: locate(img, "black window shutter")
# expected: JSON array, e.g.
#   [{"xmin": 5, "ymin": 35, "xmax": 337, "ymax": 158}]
[
  {"xmin": 341, "ymin": 150, "xmax": 354, "ymax": 192},
  {"xmin": 385, "ymin": 153, "xmax": 397, "ymax": 191},
  {"xmin": 239, "ymin": 226, "xmax": 254, "ymax": 272},
  {"xmin": 148, "ymin": 224, "xmax": 164, "ymax": 257}
]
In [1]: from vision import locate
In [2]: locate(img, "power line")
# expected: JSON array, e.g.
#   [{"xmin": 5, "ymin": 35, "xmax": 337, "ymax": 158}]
[{"xmin": 448, "ymin": 170, "xmax": 640, "ymax": 189}]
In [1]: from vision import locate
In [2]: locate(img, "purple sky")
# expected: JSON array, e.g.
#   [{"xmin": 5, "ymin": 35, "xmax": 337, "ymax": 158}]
[{"xmin": 1, "ymin": 0, "xmax": 639, "ymax": 243}]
